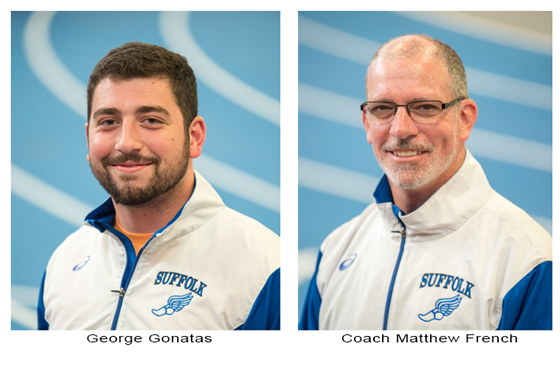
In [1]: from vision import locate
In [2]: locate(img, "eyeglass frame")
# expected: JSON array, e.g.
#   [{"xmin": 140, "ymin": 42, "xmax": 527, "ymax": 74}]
[{"xmin": 360, "ymin": 97, "xmax": 466, "ymax": 121}]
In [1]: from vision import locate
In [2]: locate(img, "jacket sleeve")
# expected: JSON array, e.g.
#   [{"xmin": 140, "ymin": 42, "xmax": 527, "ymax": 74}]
[
  {"xmin": 497, "ymin": 261, "xmax": 552, "ymax": 330},
  {"xmin": 37, "ymin": 271, "xmax": 49, "ymax": 330},
  {"xmin": 299, "ymin": 250, "xmax": 323, "ymax": 330},
  {"xmin": 236, "ymin": 268, "xmax": 280, "ymax": 330}
]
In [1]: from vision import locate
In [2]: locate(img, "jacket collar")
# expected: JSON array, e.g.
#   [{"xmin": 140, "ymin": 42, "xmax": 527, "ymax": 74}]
[
  {"xmin": 373, "ymin": 150, "xmax": 493, "ymax": 241},
  {"xmin": 85, "ymin": 170, "xmax": 226, "ymax": 244}
]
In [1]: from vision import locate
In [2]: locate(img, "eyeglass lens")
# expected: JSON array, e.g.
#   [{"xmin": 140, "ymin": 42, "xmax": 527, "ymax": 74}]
[{"xmin": 365, "ymin": 101, "xmax": 444, "ymax": 122}]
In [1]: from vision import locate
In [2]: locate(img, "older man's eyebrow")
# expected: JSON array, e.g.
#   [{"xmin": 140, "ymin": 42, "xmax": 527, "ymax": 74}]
[
  {"xmin": 93, "ymin": 107, "xmax": 122, "ymax": 120},
  {"xmin": 135, "ymin": 105, "xmax": 170, "ymax": 116}
]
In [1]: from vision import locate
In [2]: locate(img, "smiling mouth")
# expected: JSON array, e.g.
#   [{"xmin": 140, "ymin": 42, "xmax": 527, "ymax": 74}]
[
  {"xmin": 102, "ymin": 153, "xmax": 161, "ymax": 171},
  {"xmin": 391, "ymin": 150, "xmax": 424, "ymax": 157},
  {"xmin": 109, "ymin": 163, "xmax": 153, "ymax": 174},
  {"xmin": 114, "ymin": 163, "xmax": 150, "ymax": 167},
  {"xmin": 110, "ymin": 161, "xmax": 152, "ymax": 167}
]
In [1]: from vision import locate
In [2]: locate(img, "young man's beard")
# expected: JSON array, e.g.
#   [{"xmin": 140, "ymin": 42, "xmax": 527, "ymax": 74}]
[{"xmin": 90, "ymin": 140, "xmax": 190, "ymax": 207}]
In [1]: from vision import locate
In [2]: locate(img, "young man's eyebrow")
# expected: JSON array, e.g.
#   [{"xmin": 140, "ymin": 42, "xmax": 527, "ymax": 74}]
[
  {"xmin": 93, "ymin": 107, "xmax": 122, "ymax": 120},
  {"xmin": 135, "ymin": 105, "xmax": 170, "ymax": 116}
]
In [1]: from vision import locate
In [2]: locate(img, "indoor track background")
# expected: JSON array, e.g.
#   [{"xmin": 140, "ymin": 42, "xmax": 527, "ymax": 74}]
[
  {"xmin": 11, "ymin": 11, "xmax": 280, "ymax": 330},
  {"xmin": 298, "ymin": 12, "xmax": 552, "ymax": 321},
  {"xmin": 10, "ymin": 11, "xmax": 553, "ymax": 330}
]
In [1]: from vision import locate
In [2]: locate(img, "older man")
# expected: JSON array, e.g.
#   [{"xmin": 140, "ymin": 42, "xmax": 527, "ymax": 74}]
[
  {"xmin": 38, "ymin": 42, "xmax": 280, "ymax": 330},
  {"xmin": 300, "ymin": 35, "xmax": 551, "ymax": 330}
]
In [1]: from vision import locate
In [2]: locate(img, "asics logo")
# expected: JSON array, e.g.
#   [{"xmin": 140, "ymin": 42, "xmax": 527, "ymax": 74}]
[
  {"xmin": 73, "ymin": 256, "xmax": 90, "ymax": 271},
  {"xmin": 339, "ymin": 254, "xmax": 357, "ymax": 271}
]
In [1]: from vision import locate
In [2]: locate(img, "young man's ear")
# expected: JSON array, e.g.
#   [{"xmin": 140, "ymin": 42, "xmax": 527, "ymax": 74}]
[{"xmin": 189, "ymin": 116, "xmax": 206, "ymax": 158}]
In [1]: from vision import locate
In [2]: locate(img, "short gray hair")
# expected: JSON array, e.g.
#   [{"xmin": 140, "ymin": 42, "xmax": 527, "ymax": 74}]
[{"xmin": 365, "ymin": 34, "xmax": 469, "ymax": 100}]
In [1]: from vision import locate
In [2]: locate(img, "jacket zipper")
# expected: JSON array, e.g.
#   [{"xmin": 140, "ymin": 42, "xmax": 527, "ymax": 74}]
[
  {"xmin": 109, "ymin": 233, "xmax": 156, "ymax": 330},
  {"xmin": 111, "ymin": 288, "xmax": 125, "ymax": 297},
  {"xmin": 383, "ymin": 216, "xmax": 406, "ymax": 330}
]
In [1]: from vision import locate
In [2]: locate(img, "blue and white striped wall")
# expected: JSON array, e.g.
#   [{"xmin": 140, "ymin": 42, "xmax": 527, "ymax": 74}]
[
  {"xmin": 10, "ymin": 11, "xmax": 552, "ymax": 329},
  {"xmin": 298, "ymin": 12, "xmax": 552, "ymax": 320},
  {"xmin": 11, "ymin": 11, "xmax": 280, "ymax": 330}
]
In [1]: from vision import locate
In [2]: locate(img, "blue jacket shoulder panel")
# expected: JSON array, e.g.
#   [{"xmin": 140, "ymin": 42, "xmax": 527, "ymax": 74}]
[
  {"xmin": 37, "ymin": 271, "xmax": 49, "ymax": 330},
  {"xmin": 299, "ymin": 251, "xmax": 323, "ymax": 330},
  {"xmin": 497, "ymin": 261, "xmax": 552, "ymax": 330},
  {"xmin": 236, "ymin": 268, "xmax": 280, "ymax": 330}
]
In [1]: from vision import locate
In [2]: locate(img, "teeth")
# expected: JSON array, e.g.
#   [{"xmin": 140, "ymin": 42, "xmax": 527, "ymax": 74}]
[{"xmin": 393, "ymin": 151, "xmax": 419, "ymax": 157}]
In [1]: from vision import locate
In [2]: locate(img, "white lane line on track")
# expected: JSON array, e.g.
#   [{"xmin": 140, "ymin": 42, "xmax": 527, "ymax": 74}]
[{"xmin": 159, "ymin": 11, "xmax": 280, "ymax": 126}]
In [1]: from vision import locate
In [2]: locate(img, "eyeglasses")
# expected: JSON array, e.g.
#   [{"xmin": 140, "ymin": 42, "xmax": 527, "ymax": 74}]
[{"xmin": 360, "ymin": 98, "xmax": 465, "ymax": 124}]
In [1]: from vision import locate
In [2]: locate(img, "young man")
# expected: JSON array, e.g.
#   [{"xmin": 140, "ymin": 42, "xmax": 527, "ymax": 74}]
[
  {"xmin": 38, "ymin": 42, "xmax": 280, "ymax": 330},
  {"xmin": 300, "ymin": 35, "xmax": 551, "ymax": 330}
]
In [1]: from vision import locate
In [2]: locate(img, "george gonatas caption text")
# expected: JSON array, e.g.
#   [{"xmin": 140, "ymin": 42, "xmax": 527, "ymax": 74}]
[{"xmin": 86, "ymin": 334, "xmax": 212, "ymax": 345}]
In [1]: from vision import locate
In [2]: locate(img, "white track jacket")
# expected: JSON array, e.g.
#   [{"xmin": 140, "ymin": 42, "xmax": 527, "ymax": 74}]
[
  {"xmin": 300, "ymin": 150, "xmax": 551, "ymax": 330},
  {"xmin": 39, "ymin": 171, "xmax": 280, "ymax": 330}
]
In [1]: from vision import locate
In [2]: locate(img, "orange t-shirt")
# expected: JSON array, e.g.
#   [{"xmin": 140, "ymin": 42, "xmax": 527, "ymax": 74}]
[{"xmin": 114, "ymin": 215, "xmax": 153, "ymax": 255}]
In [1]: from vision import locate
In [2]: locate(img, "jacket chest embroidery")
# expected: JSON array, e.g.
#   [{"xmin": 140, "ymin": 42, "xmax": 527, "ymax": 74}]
[
  {"xmin": 418, "ymin": 294, "xmax": 462, "ymax": 322},
  {"xmin": 152, "ymin": 271, "xmax": 208, "ymax": 318},
  {"xmin": 152, "ymin": 293, "xmax": 194, "ymax": 317},
  {"xmin": 419, "ymin": 272, "xmax": 475, "ymax": 299},
  {"xmin": 416, "ymin": 273, "xmax": 474, "ymax": 323},
  {"xmin": 154, "ymin": 271, "xmax": 207, "ymax": 297}
]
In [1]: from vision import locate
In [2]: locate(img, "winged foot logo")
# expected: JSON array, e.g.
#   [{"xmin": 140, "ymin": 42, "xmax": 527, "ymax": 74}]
[
  {"xmin": 152, "ymin": 293, "xmax": 194, "ymax": 317},
  {"xmin": 418, "ymin": 294, "xmax": 462, "ymax": 322}
]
